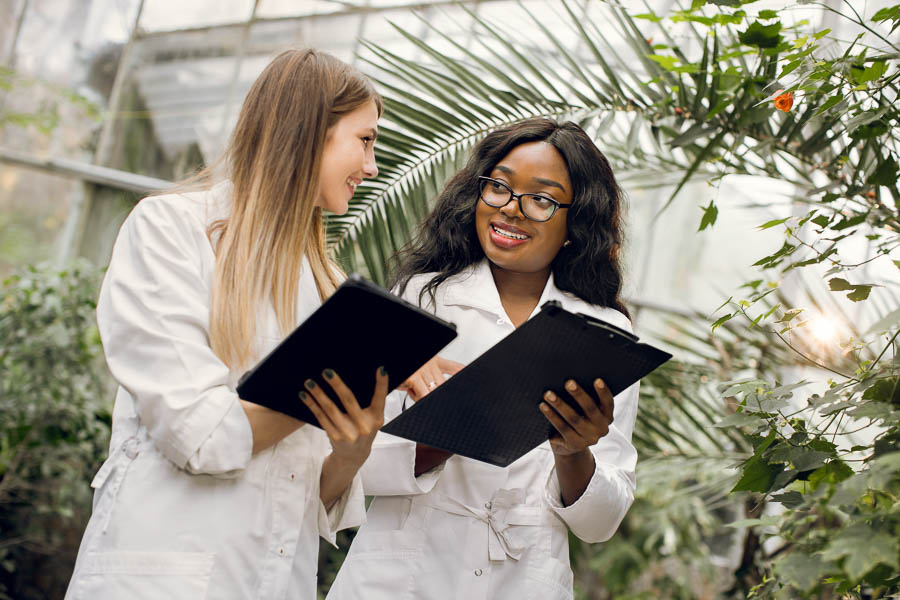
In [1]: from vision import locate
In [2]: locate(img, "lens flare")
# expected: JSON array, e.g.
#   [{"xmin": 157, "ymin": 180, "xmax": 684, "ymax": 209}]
[{"xmin": 809, "ymin": 316, "xmax": 837, "ymax": 343}]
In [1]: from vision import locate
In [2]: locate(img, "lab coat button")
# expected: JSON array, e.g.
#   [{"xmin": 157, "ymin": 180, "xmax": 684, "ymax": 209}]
[
  {"xmin": 289, "ymin": 473, "xmax": 295, "ymax": 481},
  {"xmin": 484, "ymin": 501, "xmax": 492, "ymax": 509},
  {"xmin": 279, "ymin": 548, "xmax": 285, "ymax": 555},
  {"xmin": 474, "ymin": 568, "xmax": 483, "ymax": 576}
]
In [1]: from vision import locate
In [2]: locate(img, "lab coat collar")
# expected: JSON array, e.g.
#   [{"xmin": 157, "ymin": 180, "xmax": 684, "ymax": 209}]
[{"xmin": 442, "ymin": 259, "xmax": 571, "ymax": 318}]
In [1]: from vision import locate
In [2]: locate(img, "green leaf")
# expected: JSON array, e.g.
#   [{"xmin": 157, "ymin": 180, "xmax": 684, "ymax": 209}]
[
  {"xmin": 828, "ymin": 278, "xmax": 852, "ymax": 291},
  {"xmin": 846, "ymin": 285, "xmax": 872, "ymax": 302},
  {"xmin": 850, "ymin": 60, "xmax": 887, "ymax": 84},
  {"xmin": 698, "ymin": 200, "xmax": 718, "ymax": 231},
  {"xmin": 758, "ymin": 10, "xmax": 778, "ymax": 19},
  {"xmin": 758, "ymin": 217, "xmax": 791, "ymax": 230},
  {"xmin": 711, "ymin": 312, "xmax": 734, "ymax": 331},
  {"xmin": 822, "ymin": 527, "xmax": 900, "ymax": 581},
  {"xmin": 808, "ymin": 460, "xmax": 853, "ymax": 489},
  {"xmin": 732, "ymin": 455, "xmax": 783, "ymax": 493},
  {"xmin": 774, "ymin": 554, "xmax": 833, "ymax": 593},
  {"xmin": 867, "ymin": 157, "xmax": 898, "ymax": 186},
  {"xmin": 814, "ymin": 93, "xmax": 844, "ymax": 117},
  {"xmin": 811, "ymin": 215, "xmax": 830, "ymax": 228},
  {"xmin": 770, "ymin": 490, "xmax": 804, "ymax": 508},
  {"xmin": 739, "ymin": 21, "xmax": 783, "ymax": 48}
]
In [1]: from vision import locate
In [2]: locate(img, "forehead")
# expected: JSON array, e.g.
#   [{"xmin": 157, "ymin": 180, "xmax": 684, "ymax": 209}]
[
  {"xmin": 491, "ymin": 142, "xmax": 571, "ymax": 187},
  {"xmin": 335, "ymin": 99, "xmax": 379, "ymax": 131}
]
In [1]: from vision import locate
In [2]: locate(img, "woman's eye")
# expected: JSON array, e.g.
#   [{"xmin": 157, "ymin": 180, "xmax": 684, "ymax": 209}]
[
  {"xmin": 362, "ymin": 137, "xmax": 373, "ymax": 148},
  {"xmin": 531, "ymin": 195, "xmax": 554, "ymax": 207}
]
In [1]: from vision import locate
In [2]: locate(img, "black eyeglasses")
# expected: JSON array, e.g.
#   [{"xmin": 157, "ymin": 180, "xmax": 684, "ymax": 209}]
[{"xmin": 477, "ymin": 176, "xmax": 571, "ymax": 222}]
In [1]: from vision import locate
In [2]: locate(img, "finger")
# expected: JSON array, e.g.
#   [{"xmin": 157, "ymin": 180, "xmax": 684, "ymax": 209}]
[
  {"xmin": 304, "ymin": 379, "xmax": 354, "ymax": 436},
  {"xmin": 594, "ymin": 379, "xmax": 614, "ymax": 424},
  {"xmin": 369, "ymin": 366, "xmax": 388, "ymax": 421},
  {"xmin": 322, "ymin": 369, "xmax": 363, "ymax": 419},
  {"xmin": 545, "ymin": 388, "xmax": 592, "ymax": 436},
  {"xmin": 539, "ymin": 399, "xmax": 580, "ymax": 447},
  {"xmin": 564, "ymin": 379, "xmax": 604, "ymax": 425},
  {"xmin": 407, "ymin": 375, "xmax": 430, "ymax": 400},
  {"xmin": 436, "ymin": 357, "xmax": 465, "ymax": 376},
  {"xmin": 300, "ymin": 390, "xmax": 337, "ymax": 435},
  {"xmin": 424, "ymin": 364, "xmax": 444, "ymax": 391}
]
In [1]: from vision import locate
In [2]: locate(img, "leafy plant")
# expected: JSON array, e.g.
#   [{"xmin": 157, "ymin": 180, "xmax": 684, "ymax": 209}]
[
  {"xmin": 0, "ymin": 262, "xmax": 111, "ymax": 600},
  {"xmin": 326, "ymin": 0, "xmax": 899, "ymax": 597}
]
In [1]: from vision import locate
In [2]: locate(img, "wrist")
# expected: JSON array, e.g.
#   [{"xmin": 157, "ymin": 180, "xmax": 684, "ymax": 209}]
[
  {"xmin": 325, "ymin": 451, "xmax": 366, "ymax": 473},
  {"xmin": 553, "ymin": 448, "xmax": 593, "ymax": 468}
]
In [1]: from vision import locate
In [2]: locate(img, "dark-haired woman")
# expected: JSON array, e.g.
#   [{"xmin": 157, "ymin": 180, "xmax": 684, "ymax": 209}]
[{"xmin": 327, "ymin": 118, "xmax": 638, "ymax": 600}]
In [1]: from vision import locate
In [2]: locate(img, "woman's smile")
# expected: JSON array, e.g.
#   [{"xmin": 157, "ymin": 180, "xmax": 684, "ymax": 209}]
[{"xmin": 488, "ymin": 220, "xmax": 532, "ymax": 248}]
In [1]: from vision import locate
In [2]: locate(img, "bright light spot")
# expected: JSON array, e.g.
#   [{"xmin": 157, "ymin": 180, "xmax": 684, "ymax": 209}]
[{"xmin": 809, "ymin": 316, "xmax": 837, "ymax": 343}]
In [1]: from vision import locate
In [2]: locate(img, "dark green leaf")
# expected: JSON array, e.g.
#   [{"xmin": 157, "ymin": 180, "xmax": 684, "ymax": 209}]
[
  {"xmin": 867, "ymin": 157, "xmax": 898, "ymax": 186},
  {"xmin": 774, "ymin": 554, "xmax": 833, "ymax": 593},
  {"xmin": 739, "ymin": 21, "xmax": 783, "ymax": 48},
  {"xmin": 732, "ymin": 455, "xmax": 783, "ymax": 493},
  {"xmin": 770, "ymin": 490, "xmax": 804, "ymax": 508}
]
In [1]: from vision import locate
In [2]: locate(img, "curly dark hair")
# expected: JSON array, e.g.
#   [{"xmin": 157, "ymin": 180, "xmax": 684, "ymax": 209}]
[{"xmin": 389, "ymin": 117, "xmax": 629, "ymax": 317}]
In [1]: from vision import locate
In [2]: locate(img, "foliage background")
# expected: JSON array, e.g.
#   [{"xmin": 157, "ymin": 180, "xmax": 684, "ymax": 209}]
[{"xmin": 0, "ymin": 1, "xmax": 897, "ymax": 599}]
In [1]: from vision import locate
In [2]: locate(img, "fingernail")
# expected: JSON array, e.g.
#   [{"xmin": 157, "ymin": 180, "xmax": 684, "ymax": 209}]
[
  {"xmin": 305, "ymin": 379, "xmax": 316, "ymax": 390},
  {"xmin": 540, "ymin": 403, "xmax": 550, "ymax": 412},
  {"xmin": 595, "ymin": 378, "xmax": 605, "ymax": 389},
  {"xmin": 298, "ymin": 391, "xmax": 308, "ymax": 401},
  {"xmin": 323, "ymin": 368, "xmax": 335, "ymax": 379},
  {"xmin": 566, "ymin": 380, "xmax": 577, "ymax": 391},
  {"xmin": 545, "ymin": 391, "xmax": 557, "ymax": 403},
  {"xmin": 379, "ymin": 366, "xmax": 387, "ymax": 377}
]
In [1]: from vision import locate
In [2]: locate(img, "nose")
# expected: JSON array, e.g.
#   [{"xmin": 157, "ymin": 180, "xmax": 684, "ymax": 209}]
[
  {"xmin": 498, "ymin": 196, "xmax": 525, "ymax": 220},
  {"xmin": 362, "ymin": 148, "xmax": 378, "ymax": 178}
]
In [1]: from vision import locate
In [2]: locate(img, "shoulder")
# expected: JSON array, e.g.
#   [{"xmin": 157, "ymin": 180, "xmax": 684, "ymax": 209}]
[
  {"xmin": 394, "ymin": 266, "xmax": 478, "ymax": 307},
  {"xmin": 125, "ymin": 182, "xmax": 230, "ymax": 242},
  {"xmin": 555, "ymin": 289, "xmax": 634, "ymax": 334}
]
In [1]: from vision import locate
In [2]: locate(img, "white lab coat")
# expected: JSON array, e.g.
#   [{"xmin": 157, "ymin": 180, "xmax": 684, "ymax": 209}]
[
  {"xmin": 327, "ymin": 260, "xmax": 639, "ymax": 600},
  {"xmin": 65, "ymin": 182, "xmax": 364, "ymax": 600}
]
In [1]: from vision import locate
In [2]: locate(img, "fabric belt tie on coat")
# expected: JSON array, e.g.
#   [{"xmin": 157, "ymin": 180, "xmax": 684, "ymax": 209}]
[{"xmin": 416, "ymin": 488, "xmax": 543, "ymax": 561}]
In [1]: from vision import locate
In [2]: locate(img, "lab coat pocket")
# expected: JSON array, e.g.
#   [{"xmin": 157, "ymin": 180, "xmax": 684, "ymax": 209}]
[
  {"xmin": 524, "ymin": 555, "xmax": 574, "ymax": 600},
  {"xmin": 69, "ymin": 551, "xmax": 215, "ymax": 600},
  {"xmin": 347, "ymin": 497, "xmax": 425, "ymax": 560}
]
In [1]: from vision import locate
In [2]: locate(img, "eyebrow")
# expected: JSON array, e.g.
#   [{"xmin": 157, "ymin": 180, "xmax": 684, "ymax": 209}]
[{"xmin": 495, "ymin": 165, "xmax": 567, "ymax": 194}]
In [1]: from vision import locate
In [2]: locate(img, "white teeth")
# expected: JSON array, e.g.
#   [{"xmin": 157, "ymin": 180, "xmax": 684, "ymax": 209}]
[{"xmin": 491, "ymin": 224, "xmax": 528, "ymax": 240}]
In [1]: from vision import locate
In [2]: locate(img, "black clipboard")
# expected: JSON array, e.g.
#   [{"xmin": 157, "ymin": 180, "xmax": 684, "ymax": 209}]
[
  {"xmin": 380, "ymin": 301, "xmax": 672, "ymax": 467},
  {"xmin": 236, "ymin": 275, "xmax": 457, "ymax": 428}
]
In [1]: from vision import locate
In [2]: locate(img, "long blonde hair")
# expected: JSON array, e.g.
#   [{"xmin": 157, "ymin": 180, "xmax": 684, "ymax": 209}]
[{"xmin": 208, "ymin": 48, "xmax": 381, "ymax": 369}]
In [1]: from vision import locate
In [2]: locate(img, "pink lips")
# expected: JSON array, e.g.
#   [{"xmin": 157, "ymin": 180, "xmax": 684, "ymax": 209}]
[{"xmin": 488, "ymin": 221, "xmax": 531, "ymax": 249}]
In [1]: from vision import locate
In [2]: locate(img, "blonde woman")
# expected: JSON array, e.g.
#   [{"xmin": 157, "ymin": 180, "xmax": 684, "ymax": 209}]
[{"xmin": 65, "ymin": 49, "xmax": 386, "ymax": 600}]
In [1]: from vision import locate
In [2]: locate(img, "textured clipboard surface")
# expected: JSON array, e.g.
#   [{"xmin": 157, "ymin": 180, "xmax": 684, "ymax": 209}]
[
  {"xmin": 380, "ymin": 303, "xmax": 671, "ymax": 467},
  {"xmin": 236, "ymin": 277, "xmax": 457, "ymax": 428}
]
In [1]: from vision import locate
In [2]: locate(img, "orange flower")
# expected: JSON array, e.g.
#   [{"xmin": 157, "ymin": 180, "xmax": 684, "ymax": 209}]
[{"xmin": 773, "ymin": 90, "xmax": 794, "ymax": 112}]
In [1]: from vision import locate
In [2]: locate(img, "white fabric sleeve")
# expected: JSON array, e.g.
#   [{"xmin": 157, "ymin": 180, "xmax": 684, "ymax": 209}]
[
  {"xmin": 359, "ymin": 390, "xmax": 446, "ymax": 496},
  {"xmin": 544, "ymin": 381, "xmax": 639, "ymax": 543},
  {"xmin": 316, "ymin": 461, "xmax": 367, "ymax": 548},
  {"xmin": 97, "ymin": 196, "xmax": 253, "ymax": 476}
]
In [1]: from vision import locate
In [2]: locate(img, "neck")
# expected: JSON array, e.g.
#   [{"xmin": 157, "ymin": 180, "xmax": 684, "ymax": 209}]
[{"xmin": 489, "ymin": 263, "xmax": 550, "ymax": 327}]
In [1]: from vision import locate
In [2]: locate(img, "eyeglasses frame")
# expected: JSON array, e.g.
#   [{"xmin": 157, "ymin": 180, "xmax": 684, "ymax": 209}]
[{"xmin": 476, "ymin": 176, "xmax": 572, "ymax": 223}]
